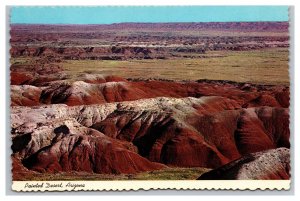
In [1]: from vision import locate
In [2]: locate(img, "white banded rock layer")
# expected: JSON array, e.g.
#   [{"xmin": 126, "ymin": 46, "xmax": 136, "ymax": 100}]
[{"xmin": 11, "ymin": 96, "xmax": 289, "ymax": 175}]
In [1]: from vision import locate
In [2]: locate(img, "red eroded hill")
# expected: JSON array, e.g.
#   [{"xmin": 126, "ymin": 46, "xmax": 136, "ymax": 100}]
[
  {"xmin": 11, "ymin": 95, "xmax": 289, "ymax": 175},
  {"xmin": 11, "ymin": 75, "xmax": 289, "ymax": 108},
  {"xmin": 22, "ymin": 128, "xmax": 166, "ymax": 174}
]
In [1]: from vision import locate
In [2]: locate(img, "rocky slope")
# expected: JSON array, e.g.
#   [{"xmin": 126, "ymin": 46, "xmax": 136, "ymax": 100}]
[
  {"xmin": 11, "ymin": 94, "xmax": 289, "ymax": 175},
  {"xmin": 11, "ymin": 75, "xmax": 290, "ymax": 107},
  {"xmin": 197, "ymin": 148, "xmax": 290, "ymax": 180}
]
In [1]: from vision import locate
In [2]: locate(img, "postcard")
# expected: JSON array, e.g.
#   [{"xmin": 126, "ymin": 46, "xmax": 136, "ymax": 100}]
[{"xmin": 9, "ymin": 6, "xmax": 291, "ymax": 191}]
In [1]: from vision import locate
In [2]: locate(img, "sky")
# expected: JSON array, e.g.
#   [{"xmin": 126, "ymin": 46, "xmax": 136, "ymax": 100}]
[{"xmin": 10, "ymin": 6, "xmax": 289, "ymax": 24}]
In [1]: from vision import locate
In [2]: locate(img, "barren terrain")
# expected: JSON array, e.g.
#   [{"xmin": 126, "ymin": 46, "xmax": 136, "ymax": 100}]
[{"xmin": 10, "ymin": 22, "xmax": 290, "ymax": 180}]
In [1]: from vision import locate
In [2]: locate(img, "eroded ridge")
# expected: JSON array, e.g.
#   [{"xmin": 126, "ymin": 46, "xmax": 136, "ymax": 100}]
[{"xmin": 11, "ymin": 89, "xmax": 290, "ymax": 180}]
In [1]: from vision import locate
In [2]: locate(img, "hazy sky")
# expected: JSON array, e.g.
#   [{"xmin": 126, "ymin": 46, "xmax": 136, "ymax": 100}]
[{"xmin": 10, "ymin": 6, "xmax": 289, "ymax": 24}]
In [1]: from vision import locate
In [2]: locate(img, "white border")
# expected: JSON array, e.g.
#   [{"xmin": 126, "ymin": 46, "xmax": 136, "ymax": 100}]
[{"xmin": 12, "ymin": 181, "xmax": 291, "ymax": 191}]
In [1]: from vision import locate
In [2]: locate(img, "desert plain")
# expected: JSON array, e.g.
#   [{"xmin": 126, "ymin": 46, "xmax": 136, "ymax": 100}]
[{"xmin": 10, "ymin": 22, "xmax": 290, "ymax": 180}]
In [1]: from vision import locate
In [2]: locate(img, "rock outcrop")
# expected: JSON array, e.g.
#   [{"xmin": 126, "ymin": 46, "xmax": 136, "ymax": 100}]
[
  {"xmin": 11, "ymin": 96, "xmax": 289, "ymax": 174},
  {"xmin": 11, "ymin": 76, "xmax": 289, "ymax": 108},
  {"xmin": 197, "ymin": 148, "xmax": 290, "ymax": 180}
]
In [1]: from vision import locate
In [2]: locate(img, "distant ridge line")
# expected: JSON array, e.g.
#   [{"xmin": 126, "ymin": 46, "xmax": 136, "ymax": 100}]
[
  {"xmin": 11, "ymin": 21, "xmax": 289, "ymax": 25},
  {"xmin": 10, "ymin": 22, "xmax": 289, "ymax": 32}
]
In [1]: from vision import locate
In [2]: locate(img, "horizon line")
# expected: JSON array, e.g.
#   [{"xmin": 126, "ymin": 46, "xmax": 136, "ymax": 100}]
[{"xmin": 10, "ymin": 21, "xmax": 289, "ymax": 26}]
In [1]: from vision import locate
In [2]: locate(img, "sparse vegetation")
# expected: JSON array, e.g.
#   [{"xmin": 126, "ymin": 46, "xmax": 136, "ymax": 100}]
[
  {"xmin": 16, "ymin": 167, "xmax": 210, "ymax": 181},
  {"xmin": 61, "ymin": 48, "xmax": 289, "ymax": 85}
]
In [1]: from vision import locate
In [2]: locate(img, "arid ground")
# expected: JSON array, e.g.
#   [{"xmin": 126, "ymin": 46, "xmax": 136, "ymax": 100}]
[{"xmin": 10, "ymin": 22, "xmax": 290, "ymax": 180}]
